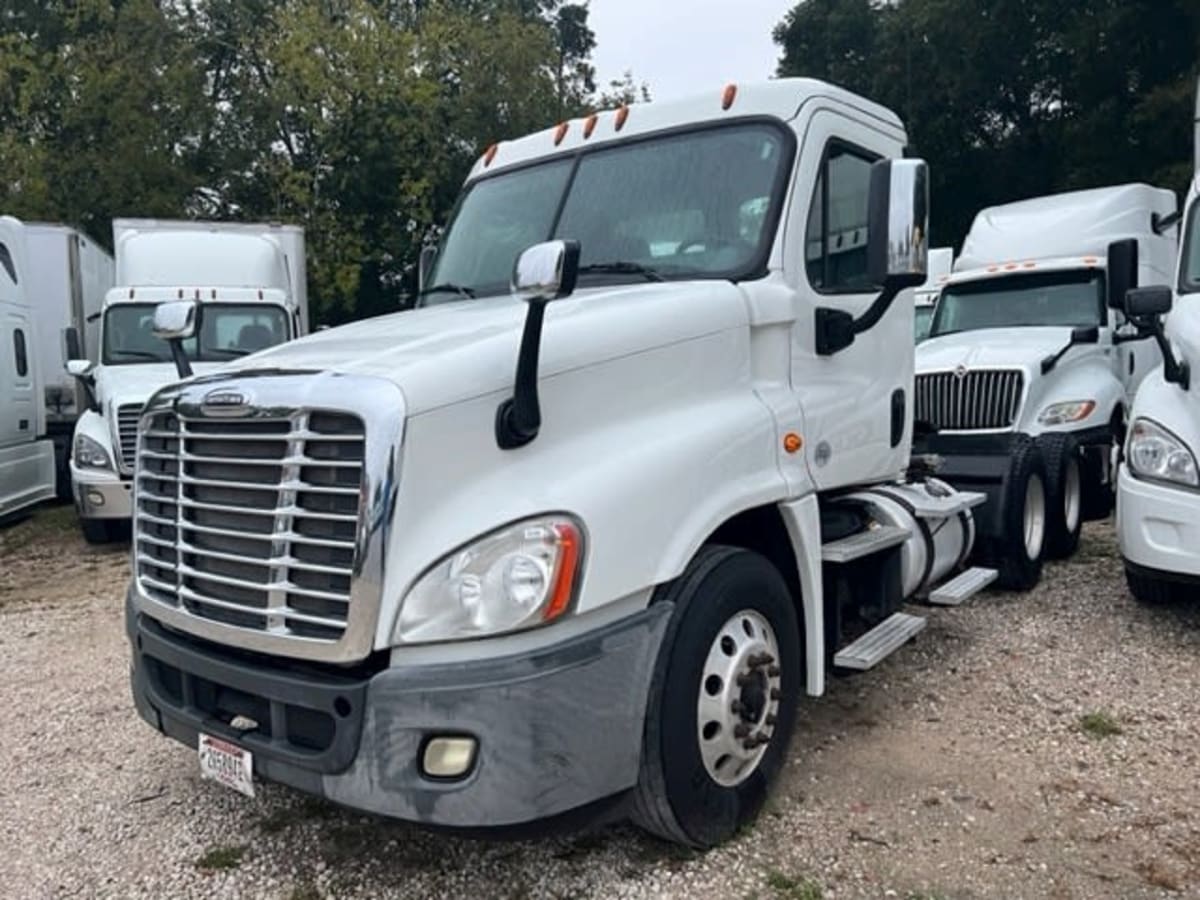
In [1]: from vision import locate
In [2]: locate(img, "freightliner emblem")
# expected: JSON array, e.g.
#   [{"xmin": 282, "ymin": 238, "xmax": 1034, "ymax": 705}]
[{"xmin": 201, "ymin": 388, "xmax": 252, "ymax": 416}]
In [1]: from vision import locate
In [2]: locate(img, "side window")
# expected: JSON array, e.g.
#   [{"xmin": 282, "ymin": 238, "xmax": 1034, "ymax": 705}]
[
  {"xmin": 805, "ymin": 144, "xmax": 877, "ymax": 292},
  {"xmin": 0, "ymin": 242, "xmax": 16, "ymax": 284},
  {"xmin": 14, "ymin": 328, "xmax": 28, "ymax": 377}
]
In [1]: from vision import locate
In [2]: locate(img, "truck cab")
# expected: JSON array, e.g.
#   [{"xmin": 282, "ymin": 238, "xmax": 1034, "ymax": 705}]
[
  {"xmin": 0, "ymin": 217, "xmax": 56, "ymax": 520},
  {"xmin": 125, "ymin": 79, "xmax": 1000, "ymax": 848},
  {"xmin": 68, "ymin": 222, "xmax": 307, "ymax": 543},
  {"xmin": 913, "ymin": 246, "xmax": 952, "ymax": 341},
  {"xmin": 1117, "ymin": 82, "xmax": 1200, "ymax": 603},
  {"xmin": 915, "ymin": 185, "xmax": 1177, "ymax": 587}
]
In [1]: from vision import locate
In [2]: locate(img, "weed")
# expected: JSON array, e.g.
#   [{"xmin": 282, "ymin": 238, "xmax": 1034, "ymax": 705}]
[
  {"xmin": 1079, "ymin": 711, "xmax": 1123, "ymax": 739},
  {"xmin": 765, "ymin": 869, "xmax": 823, "ymax": 900},
  {"xmin": 195, "ymin": 844, "xmax": 247, "ymax": 871}
]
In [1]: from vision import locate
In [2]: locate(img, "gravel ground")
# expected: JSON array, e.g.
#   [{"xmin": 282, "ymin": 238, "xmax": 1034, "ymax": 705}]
[{"xmin": 2, "ymin": 506, "xmax": 1199, "ymax": 899}]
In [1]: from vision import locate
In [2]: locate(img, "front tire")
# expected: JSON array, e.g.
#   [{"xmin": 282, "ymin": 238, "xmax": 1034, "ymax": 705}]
[
  {"xmin": 80, "ymin": 518, "xmax": 121, "ymax": 544},
  {"xmin": 1126, "ymin": 565, "xmax": 1189, "ymax": 605},
  {"xmin": 985, "ymin": 436, "xmax": 1048, "ymax": 591},
  {"xmin": 631, "ymin": 546, "xmax": 801, "ymax": 848},
  {"xmin": 1039, "ymin": 433, "xmax": 1083, "ymax": 559}
]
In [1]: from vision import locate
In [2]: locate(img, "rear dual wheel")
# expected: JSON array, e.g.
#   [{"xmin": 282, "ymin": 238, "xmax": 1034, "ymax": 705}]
[
  {"xmin": 631, "ymin": 547, "xmax": 801, "ymax": 848},
  {"xmin": 1039, "ymin": 433, "xmax": 1083, "ymax": 559},
  {"xmin": 985, "ymin": 436, "xmax": 1048, "ymax": 591}
]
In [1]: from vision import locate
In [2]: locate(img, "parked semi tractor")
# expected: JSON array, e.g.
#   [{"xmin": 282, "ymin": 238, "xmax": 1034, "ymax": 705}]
[
  {"xmin": 0, "ymin": 217, "xmax": 56, "ymax": 519},
  {"xmin": 913, "ymin": 246, "xmax": 952, "ymax": 341},
  {"xmin": 914, "ymin": 185, "xmax": 1177, "ymax": 589},
  {"xmin": 1116, "ymin": 78, "xmax": 1200, "ymax": 604},
  {"xmin": 67, "ymin": 219, "xmax": 307, "ymax": 543},
  {"xmin": 126, "ymin": 79, "xmax": 1003, "ymax": 848}
]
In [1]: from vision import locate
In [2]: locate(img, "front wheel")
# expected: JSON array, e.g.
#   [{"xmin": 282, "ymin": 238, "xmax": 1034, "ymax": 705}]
[
  {"xmin": 80, "ymin": 518, "xmax": 121, "ymax": 544},
  {"xmin": 1126, "ymin": 565, "xmax": 1190, "ymax": 605},
  {"xmin": 1040, "ymin": 433, "xmax": 1083, "ymax": 559},
  {"xmin": 986, "ymin": 436, "xmax": 1048, "ymax": 591},
  {"xmin": 631, "ymin": 546, "xmax": 801, "ymax": 848}
]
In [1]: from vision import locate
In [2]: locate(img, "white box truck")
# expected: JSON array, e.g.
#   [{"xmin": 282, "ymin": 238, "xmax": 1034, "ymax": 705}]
[
  {"xmin": 22, "ymin": 223, "xmax": 114, "ymax": 498},
  {"xmin": 67, "ymin": 219, "xmax": 307, "ymax": 543},
  {"xmin": 914, "ymin": 185, "xmax": 1177, "ymax": 589},
  {"xmin": 1116, "ymin": 78, "xmax": 1200, "ymax": 603},
  {"xmin": 0, "ymin": 217, "xmax": 57, "ymax": 519},
  {"xmin": 913, "ymin": 246, "xmax": 952, "ymax": 341},
  {"xmin": 125, "ymin": 79, "xmax": 1004, "ymax": 848}
]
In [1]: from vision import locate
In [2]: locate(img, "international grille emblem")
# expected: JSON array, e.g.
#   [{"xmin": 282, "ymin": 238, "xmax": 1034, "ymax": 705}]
[{"xmin": 953, "ymin": 364, "xmax": 968, "ymax": 380}]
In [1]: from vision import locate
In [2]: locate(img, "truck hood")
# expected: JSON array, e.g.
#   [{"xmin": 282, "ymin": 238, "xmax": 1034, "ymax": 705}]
[
  {"xmin": 97, "ymin": 361, "xmax": 227, "ymax": 412},
  {"xmin": 227, "ymin": 281, "xmax": 749, "ymax": 414},
  {"xmin": 916, "ymin": 326, "xmax": 1077, "ymax": 373}
]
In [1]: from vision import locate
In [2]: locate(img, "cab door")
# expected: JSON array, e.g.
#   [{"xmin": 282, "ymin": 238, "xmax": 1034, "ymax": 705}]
[
  {"xmin": 0, "ymin": 228, "xmax": 35, "ymax": 451},
  {"xmin": 787, "ymin": 105, "xmax": 910, "ymax": 490}
]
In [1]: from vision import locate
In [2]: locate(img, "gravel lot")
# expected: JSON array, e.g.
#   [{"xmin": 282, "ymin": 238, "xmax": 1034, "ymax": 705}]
[{"xmin": 2, "ymin": 506, "xmax": 1199, "ymax": 899}]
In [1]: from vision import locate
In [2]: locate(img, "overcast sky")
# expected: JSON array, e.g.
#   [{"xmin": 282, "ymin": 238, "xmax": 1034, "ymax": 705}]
[{"xmin": 589, "ymin": 0, "xmax": 796, "ymax": 104}]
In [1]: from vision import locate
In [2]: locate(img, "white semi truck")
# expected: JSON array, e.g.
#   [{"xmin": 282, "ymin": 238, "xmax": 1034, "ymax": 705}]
[
  {"xmin": 126, "ymin": 79, "xmax": 1004, "ymax": 848},
  {"xmin": 67, "ymin": 219, "xmax": 307, "ymax": 543},
  {"xmin": 1116, "ymin": 78, "xmax": 1200, "ymax": 603},
  {"xmin": 913, "ymin": 246, "xmax": 952, "ymax": 341},
  {"xmin": 914, "ymin": 185, "xmax": 1177, "ymax": 589},
  {"xmin": 0, "ymin": 217, "xmax": 57, "ymax": 520}
]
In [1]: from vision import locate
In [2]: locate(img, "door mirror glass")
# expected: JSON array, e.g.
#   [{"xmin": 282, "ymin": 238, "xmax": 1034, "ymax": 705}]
[
  {"xmin": 1123, "ymin": 285, "xmax": 1172, "ymax": 319},
  {"xmin": 866, "ymin": 158, "xmax": 929, "ymax": 288},
  {"xmin": 418, "ymin": 244, "xmax": 437, "ymax": 294},
  {"xmin": 511, "ymin": 240, "xmax": 581, "ymax": 303},
  {"xmin": 1106, "ymin": 238, "xmax": 1138, "ymax": 309},
  {"xmin": 63, "ymin": 325, "xmax": 82, "ymax": 364},
  {"xmin": 152, "ymin": 300, "xmax": 199, "ymax": 340},
  {"xmin": 66, "ymin": 358, "xmax": 94, "ymax": 378}
]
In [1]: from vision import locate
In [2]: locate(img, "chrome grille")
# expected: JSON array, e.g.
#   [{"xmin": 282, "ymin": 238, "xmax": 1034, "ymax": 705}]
[
  {"xmin": 134, "ymin": 409, "xmax": 365, "ymax": 642},
  {"xmin": 914, "ymin": 369, "xmax": 1024, "ymax": 431},
  {"xmin": 116, "ymin": 403, "xmax": 144, "ymax": 472}
]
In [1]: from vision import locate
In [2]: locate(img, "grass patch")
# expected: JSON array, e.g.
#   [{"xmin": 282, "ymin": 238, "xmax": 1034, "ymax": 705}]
[
  {"xmin": 195, "ymin": 844, "xmax": 247, "ymax": 871},
  {"xmin": 1079, "ymin": 711, "xmax": 1123, "ymax": 739},
  {"xmin": 766, "ymin": 869, "xmax": 823, "ymax": 900}
]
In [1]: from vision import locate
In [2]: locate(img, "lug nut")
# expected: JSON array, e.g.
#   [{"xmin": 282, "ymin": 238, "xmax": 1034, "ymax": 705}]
[
  {"xmin": 767, "ymin": 665, "xmax": 781, "ymax": 677},
  {"xmin": 734, "ymin": 723, "xmax": 750, "ymax": 739},
  {"xmin": 766, "ymin": 714, "xmax": 777, "ymax": 726},
  {"xmin": 770, "ymin": 688, "xmax": 781, "ymax": 700},
  {"xmin": 731, "ymin": 699, "xmax": 743, "ymax": 715}
]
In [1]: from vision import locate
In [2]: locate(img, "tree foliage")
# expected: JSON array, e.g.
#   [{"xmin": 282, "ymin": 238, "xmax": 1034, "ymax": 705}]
[
  {"xmin": 775, "ymin": 0, "xmax": 1200, "ymax": 248},
  {"xmin": 0, "ymin": 0, "xmax": 618, "ymax": 324}
]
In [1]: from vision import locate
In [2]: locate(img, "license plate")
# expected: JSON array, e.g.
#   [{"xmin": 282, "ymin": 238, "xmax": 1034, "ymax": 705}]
[{"xmin": 198, "ymin": 733, "xmax": 255, "ymax": 798}]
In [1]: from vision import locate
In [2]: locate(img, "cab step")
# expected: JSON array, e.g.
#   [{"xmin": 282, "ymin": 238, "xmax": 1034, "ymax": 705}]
[
  {"xmin": 927, "ymin": 566, "xmax": 998, "ymax": 606},
  {"xmin": 833, "ymin": 612, "xmax": 927, "ymax": 671},
  {"xmin": 905, "ymin": 488, "xmax": 988, "ymax": 519},
  {"xmin": 821, "ymin": 524, "xmax": 911, "ymax": 564}
]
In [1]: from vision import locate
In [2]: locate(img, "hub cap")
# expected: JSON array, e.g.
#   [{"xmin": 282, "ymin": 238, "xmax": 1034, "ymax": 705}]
[
  {"xmin": 1064, "ymin": 456, "xmax": 1081, "ymax": 534},
  {"xmin": 1024, "ymin": 472, "xmax": 1046, "ymax": 560},
  {"xmin": 696, "ymin": 610, "xmax": 782, "ymax": 787}
]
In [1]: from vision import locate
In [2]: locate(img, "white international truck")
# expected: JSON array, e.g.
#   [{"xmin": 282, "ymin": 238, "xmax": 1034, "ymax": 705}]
[
  {"xmin": 913, "ymin": 246, "xmax": 952, "ymax": 341},
  {"xmin": 914, "ymin": 185, "xmax": 1177, "ymax": 589},
  {"xmin": 1116, "ymin": 78, "xmax": 1200, "ymax": 604},
  {"xmin": 125, "ymin": 79, "xmax": 1006, "ymax": 848},
  {"xmin": 67, "ymin": 219, "xmax": 307, "ymax": 543},
  {"xmin": 0, "ymin": 217, "xmax": 57, "ymax": 520}
]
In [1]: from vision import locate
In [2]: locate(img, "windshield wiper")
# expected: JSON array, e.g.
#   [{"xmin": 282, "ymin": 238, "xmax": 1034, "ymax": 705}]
[
  {"xmin": 207, "ymin": 347, "xmax": 254, "ymax": 358},
  {"xmin": 418, "ymin": 282, "xmax": 476, "ymax": 301},
  {"xmin": 577, "ymin": 261, "xmax": 665, "ymax": 282},
  {"xmin": 109, "ymin": 349, "xmax": 166, "ymax": 361}
]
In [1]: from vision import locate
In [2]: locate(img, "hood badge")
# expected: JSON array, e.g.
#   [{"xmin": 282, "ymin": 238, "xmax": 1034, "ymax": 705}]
[
  {"xmin": 201, "ymin": 388, "xmax": 252, "ymax": 417},
  {"xmin": 953, "ymin": 364, "xmax": 968, "ymax": 380}
]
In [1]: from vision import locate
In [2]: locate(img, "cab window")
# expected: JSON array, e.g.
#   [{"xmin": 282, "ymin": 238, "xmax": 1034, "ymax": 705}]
[{"xmin": 805, "ymin": 144, "xmax": 877, "ymax": 292}]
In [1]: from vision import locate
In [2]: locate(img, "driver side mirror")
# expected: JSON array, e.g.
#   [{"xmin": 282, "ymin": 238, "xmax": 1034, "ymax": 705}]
[
  {"xmin": 418, "ymin": 244, "xmax": 436, "ymax": 295},
  {"xmin": 511, "ymin": 240, "xmax": 580, "ymax": 303},
  {"xmin": 866, "ymin": 158, "xmax": 930, "ymax": 288},
  {"xmin": 153, "ymin": 300, "xmax": 198, "ymax": 378},
  {"xmin": 66, "ymin": 358, "xmax": 94, "ymax": 379},
  {"xmin": 1106, "ymin": 238, "xmax": 1138, "ymax": 310},
  {"xmin": 1071, "ymin": 325, "xmax": 1100, "ymax": 344},
  {"xmin": 1123, "ymin": 285, "xmax": 1173, "ymax": 320}
]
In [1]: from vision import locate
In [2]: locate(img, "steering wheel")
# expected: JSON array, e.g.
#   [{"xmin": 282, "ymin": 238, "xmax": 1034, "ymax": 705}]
[{"xmin": 675, "ymin": 237, "xmax": 743, "ymax": 257}]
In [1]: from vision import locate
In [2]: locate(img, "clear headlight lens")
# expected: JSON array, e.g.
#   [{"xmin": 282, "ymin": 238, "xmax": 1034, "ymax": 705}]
[
  {"xmin": 1128, "ymin": 418, "xmax": 1199, "ymax": 487},
  {"xmin": 1037, "ymin": 400, "xmax": 1096, "ymax": 426},
  {"xmin": 73, "ymin": 434, "xmax": 113, "ymax": 470},
  {"xmin": 395, "ymin": 516, "xmax": 583, "ymax": 644}
]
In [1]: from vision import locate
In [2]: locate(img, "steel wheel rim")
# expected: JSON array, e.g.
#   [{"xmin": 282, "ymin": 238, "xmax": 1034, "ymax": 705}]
[
  {"xmin": 1064, "ymin": 456, "xmax": 1082, "ymax": 534},
  {"xmin": 696, "ymin": 609, "xmax": 782, "ymax": 787},
  {"xmin": 1024, "ymin": 472, "xmax": 1046, "ymax": 559}
]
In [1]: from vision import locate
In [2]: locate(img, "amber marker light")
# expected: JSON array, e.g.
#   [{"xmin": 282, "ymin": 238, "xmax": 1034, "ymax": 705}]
[
  {"xmin": 554, "ymin": 121, "xmax": 570, "ymax": 145},
  {"xmin": 784, "ymin": 433, "xmax": 803, "ymax": 454},
  {"xmin": 722, "ymin": 83, "xmax": 738, "ymax": 110},
  {"xmin": 583, "ymin": 114, "xmax": 599, "ymax": 138},
  {"xmin": 543, "ymin": 521, "xmax": 582, "ymax": 622},
  {"xmin": 615, "ymin": 105, "xmax": 630, "ymax": 131}
]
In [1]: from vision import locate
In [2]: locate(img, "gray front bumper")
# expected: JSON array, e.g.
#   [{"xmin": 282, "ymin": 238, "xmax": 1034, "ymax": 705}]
[{"xmin": 128, "ymin": 589, "xmax": 670, "ymax": 828}]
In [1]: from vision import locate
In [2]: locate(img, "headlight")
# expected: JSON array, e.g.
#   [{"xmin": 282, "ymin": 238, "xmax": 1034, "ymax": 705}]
[
  {"xmin": 395, "ymin": 516, "xmax": 583, "ymax": 644},
  {"xmin": 1037, "ymin": 400, "xmax": 1096, "ymax": 426},
  {"xmin": 1128, "ymin": 418, "xmax": 1199, "ymax": 487},
  {"xmin": 73, "ymin": 434, "xmax": 113, "ymax": 470}
]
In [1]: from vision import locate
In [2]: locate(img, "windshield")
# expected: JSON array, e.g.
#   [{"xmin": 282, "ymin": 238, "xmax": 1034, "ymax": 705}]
[
  {"xmin": 930, "ymin": 270, "xmax": 1104, "ymax": 337},
  {"xmin": 102, "ymin": 303, "xmax": 290, "ymax": 365},
  {"xmin": 424, "ymin": 122, "xmax": 792, "ymax": 302},
  {"xmin": 914, "ymin": 305, "xmax": 935, "ymax": 342},
  {"xmin": 1181, "ymin": 197, "xmax": 1200, "ymax": 293}
]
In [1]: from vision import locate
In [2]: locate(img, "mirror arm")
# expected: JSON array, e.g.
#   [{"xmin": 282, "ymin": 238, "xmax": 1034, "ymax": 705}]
[
  {"xmin": 1147, "ymin": 321, "xmax": 1190, "ymax": 390},
  {"xmin": 495, "ymin": 298, "xmax": 548, "ymax": 449},
  {"xmin": 167, "ymin": 339, "xmax": 193, "ymax": 379},
  {"xmin": 1152, "ymin": 210, "xmax": 1181, "ymax": 235},
  {"xmin": 815, "ymin": 276, "xmax": 918, "ymax": 356},
  {"xmin": 71, "ymin": 373, "xmax": 100, "ymax": 413}
]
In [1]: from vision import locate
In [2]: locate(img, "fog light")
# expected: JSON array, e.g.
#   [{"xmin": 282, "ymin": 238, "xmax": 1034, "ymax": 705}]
[
  {"xmin": 421, "ymin": 736, "xmax": 477, "ymax": 779},
  {"xmin": 86, "ymin": 490, "xmax": 105, "ymax": 507}
]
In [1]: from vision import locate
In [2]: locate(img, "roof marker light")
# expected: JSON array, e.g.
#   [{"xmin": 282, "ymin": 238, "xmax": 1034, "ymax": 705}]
[
  {"xmin": 1082, "ymin": 256, "xmax": 1099, "ymax": 265},
  {"xmin": 615, "ymin": 106, "xmax": 630, "ymax": 131},
  {"xmin": 1023, "ymin": 261, "xmax": 1037, "ymax": 268},
  {"xmin": 483, "ymin": 143, "xmax": 499, "ymax": 167},
  {"xmin": 722, "ymin": 83, "xmax": 738, "ymax": 110},
  {"xmin": 583, "ymin": 114, "xmax": 599, "ymax": 139},
  {"xmin": 987, "ymin": 265, "xmax": 999, "ymax": 272},
  {"xmin": 1004, "ymin": 263, "xmax": 1018, "ymax": 270},
  {"xmin": 554, "ymin": 121, "xmax": 569, "ymax": 145}
]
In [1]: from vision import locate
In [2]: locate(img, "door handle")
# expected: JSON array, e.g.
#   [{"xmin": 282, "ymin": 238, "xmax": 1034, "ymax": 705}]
[{"xmin": 1129, "ymin": 352, "xmax": 1135, "ymax": 375}]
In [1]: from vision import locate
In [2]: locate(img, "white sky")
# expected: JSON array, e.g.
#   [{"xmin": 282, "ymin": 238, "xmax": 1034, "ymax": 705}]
[{"xmin": 588, "ymin": 0, "xmax": 797, "ymax": 104}]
